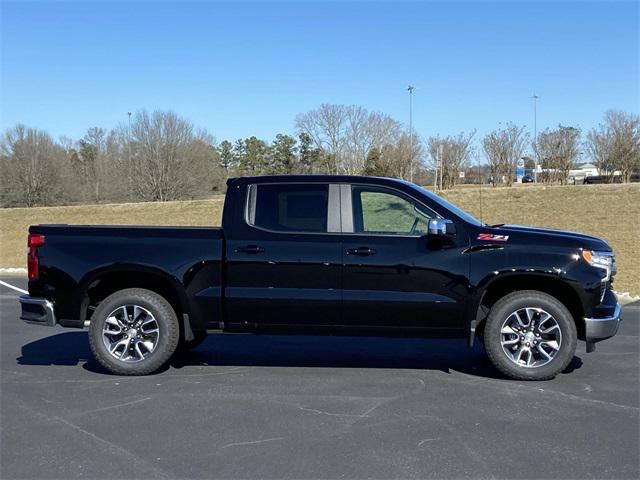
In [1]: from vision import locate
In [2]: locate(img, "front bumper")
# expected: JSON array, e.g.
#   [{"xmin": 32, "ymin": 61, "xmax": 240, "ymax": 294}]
[
  {"xmin": 584, "ymin": 302, "xmax": 621, "ymax": 342},
  {"xmin": 19, "ymin": 295, "xmax": 56, "ymax": 327}
]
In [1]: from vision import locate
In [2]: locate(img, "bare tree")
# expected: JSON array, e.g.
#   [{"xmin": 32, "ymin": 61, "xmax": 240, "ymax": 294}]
[
  {"xmin": 362, "ymin": 133, "xmax": 424, "ymax": 179},
  {"xmin": 85, "ymin": 127, "xmax": 106, "ymax": 201},
  {"xmin": 70, "ymin": 127, "xmax": 107, "ymax": 202},
  {"xmin": 343, "ymin": 105, "xmax": 367, "ymax": 173},
  {"xmin": 536, "ymin": 126, "xmax": 581, "ymax": 184},
  {"xmin": 427, "ymin": 132, "xmax": 475, "ymax": 189},
  {"xmin": 0, "ymin": 125, "xmax": 65, "ymax": 206},
  {"xmin": 125, "ymin": 110, "xmax": 216, "ymax": 201},
  {"xmin": 100, "ymin": 128, "xmax": 131, "ymax": 201},
  {"xmin": 482, "ymin": 124, "xmax": 528, "ymax": 186},
  {"xmin": 343, "ymin": 108, "xmax": 402, "ymax": 174},
  {"xmin": 586, "ymin": 111, "xmax": 640, "ymax": 182},
  {"xmin": 295, "ymin": 104, "xmax": 347, "ymax": 173},
  {"xmin": 607, "ymin": 110, "xmax": 639, "ymax": 182},
  {"xmin": 295, "ymin": 103, "xmax": 405, "ymax": 175},
  {"xmin": 586, "ymin": 126, "xmax": 615, "ymax": 181}
]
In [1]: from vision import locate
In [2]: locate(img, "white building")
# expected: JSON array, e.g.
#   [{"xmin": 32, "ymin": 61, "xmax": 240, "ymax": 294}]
[{"xmin": 569, "ymin": 163, "xmax": 599, "ymax": 182}]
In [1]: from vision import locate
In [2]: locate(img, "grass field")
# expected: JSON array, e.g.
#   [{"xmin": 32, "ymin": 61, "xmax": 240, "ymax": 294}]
[{"xmin": 1, "ymin": 183, "xmax": 638, "ymax": 295}]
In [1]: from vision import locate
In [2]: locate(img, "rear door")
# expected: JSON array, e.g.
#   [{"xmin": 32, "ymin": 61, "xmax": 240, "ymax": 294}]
[
  {"xmin": 225, "ymin": 182, "xmax": 343, "ymax": 328},
  {"xmin": 340, "ymin": 183, "xmax": 469, "ymax": 332}
]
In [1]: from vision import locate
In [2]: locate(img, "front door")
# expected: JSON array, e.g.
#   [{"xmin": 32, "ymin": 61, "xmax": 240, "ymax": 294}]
[
  {"xmin": 225, "ymin": 182, "xmax": 342, "ymax": 328},
  {"xmin": 341, "ymin": 184, "xmax": 469, "ymax": 332}
]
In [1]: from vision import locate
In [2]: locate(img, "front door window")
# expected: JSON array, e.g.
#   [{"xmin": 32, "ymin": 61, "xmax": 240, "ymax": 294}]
[{"xmin": 352, "ymin": 186, "xmax": 433, "ymax": 235}]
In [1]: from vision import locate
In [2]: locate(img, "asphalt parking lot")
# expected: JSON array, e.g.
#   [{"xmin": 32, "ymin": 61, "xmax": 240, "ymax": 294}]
[{"xmin": 1, "ymin": 276, "xmax": 638, "ymax": 479}]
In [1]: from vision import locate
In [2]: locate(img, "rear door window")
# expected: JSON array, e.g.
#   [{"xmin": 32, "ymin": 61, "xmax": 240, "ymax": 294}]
[{"xmin": 247, "ymin": 184, "xmax": 329, "ymax": 233}]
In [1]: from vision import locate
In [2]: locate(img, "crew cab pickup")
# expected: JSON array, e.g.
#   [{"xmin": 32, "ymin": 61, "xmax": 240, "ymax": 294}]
[{"xmin": 20, "ymin": 175, "xmax": 621, "ymax": 379}]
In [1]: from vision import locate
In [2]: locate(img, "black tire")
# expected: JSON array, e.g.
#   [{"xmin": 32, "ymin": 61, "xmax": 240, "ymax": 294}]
[
  {"xmin": 484, "ymin": 290, "xmax": 577, "ymax": 381},
  {"xmin": 88, "ymin": 288, "xmax": 180, "ymax": 375},
  {"xmin": 178, "ymin": 330, "xmax": 207, "ymax": 352}
]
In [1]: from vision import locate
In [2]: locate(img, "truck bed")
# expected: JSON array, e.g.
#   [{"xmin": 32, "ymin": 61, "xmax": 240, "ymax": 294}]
[{"xmin": 28, "ymin": 225, "xmax": 224, "ymax": 330}]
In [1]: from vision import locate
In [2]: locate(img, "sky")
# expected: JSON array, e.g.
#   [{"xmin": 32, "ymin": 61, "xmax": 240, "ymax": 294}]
[{"xmin": 1, "ymin": 0, "xmax": 638, "ymax": 147}]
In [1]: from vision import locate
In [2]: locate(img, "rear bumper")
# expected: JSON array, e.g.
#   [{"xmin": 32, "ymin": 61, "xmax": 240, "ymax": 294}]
[
  {"xmin": 19, "ymin": 295, "xmax": 56, "ymax": 327},
  {"xmin": 584, "ymin": 302, "xmax": 621, "ymax": 342}
]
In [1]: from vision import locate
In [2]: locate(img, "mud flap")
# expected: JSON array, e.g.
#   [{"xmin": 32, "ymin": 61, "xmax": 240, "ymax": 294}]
[
  {"xmin": 468, "ymin": 319, "xmax": 477, "ymax": 348},
  {"xmin": 183, "ymin": 313, "xmax": 194, "ymax": 341}
]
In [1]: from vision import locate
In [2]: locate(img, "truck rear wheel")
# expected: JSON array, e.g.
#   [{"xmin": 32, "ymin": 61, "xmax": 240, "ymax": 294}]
[
  {"xmin": 88, "ymin": 288, "xmax": 180, "ymax": 375},
  {"xmin": 484, "ymin": 290, "xmax": 577, "ymax": 381}
]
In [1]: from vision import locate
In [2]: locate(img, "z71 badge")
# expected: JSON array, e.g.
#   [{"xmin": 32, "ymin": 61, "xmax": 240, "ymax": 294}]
[{"xmin": 477, "ymin": 233, "xmax": 509, "ymax": 242}]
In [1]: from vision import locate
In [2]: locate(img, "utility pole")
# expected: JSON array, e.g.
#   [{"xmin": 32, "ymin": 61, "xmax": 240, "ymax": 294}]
[
  {"xmin": 407, "ymin": 85, "xmax": 415, "ymax": 182},
  {"xmin": 531, "ymin": 94, "xmax": 539, "ymax": 183}
]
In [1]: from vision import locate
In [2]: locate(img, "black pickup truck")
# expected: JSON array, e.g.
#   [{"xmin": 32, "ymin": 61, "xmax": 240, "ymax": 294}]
[{"xmin": 20, "ymin": 175, "xmax": 621, "ymax": 379}]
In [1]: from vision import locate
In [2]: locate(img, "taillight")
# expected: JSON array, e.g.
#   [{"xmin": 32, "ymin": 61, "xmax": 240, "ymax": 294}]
[{"xmin": 27, "ymin": 233, "xmax": 45, "ymax": 281}]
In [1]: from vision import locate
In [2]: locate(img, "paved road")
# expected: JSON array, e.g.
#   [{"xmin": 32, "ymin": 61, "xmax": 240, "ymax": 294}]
[{"xmin": 1, "ymin": 276, "xmax": 638, "ymax": 479}]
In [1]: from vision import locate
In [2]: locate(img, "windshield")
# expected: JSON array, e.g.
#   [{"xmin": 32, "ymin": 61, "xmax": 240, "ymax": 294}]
[{"xmin": 403, "ymin": 182, "xmax": 484, "ymax": 226}]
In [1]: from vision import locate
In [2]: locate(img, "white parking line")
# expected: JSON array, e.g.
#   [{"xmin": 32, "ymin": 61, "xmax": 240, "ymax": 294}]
[{"xmin": 0, "ymin": 280, "xmax": 28, "ymax": 295}]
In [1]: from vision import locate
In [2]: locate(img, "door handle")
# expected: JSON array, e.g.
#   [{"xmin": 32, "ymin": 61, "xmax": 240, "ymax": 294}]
[
  {"xmin": 236, "ymin": 245, "xmax": 265, "ymax": 254},
  {"xmin": 347, "ymin": 246, "xmax": 377, "ymax": 256}
]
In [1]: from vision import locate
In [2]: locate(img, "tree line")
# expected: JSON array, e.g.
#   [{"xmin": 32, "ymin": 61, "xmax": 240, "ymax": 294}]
[
  {"xmin": 480, "ymin": 111, "xmax": 639, "ymax": 187},
  {"xmin": 1, "ymin": 106, "xmax": 638, "ymax": 207}
]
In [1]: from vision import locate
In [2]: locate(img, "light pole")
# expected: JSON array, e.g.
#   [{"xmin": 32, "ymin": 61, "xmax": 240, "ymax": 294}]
[
  {"xmin": 407, "ymin": 85, "xmax": 415, "ymax": 182},
  {"xmin": 531, "ymin": 94, "xmax": 539, "ymax": 182}
]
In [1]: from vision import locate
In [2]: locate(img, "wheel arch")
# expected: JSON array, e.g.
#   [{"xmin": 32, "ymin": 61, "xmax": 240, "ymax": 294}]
[
  {"xmin": 472, "ymin": 273, "xmax": 586, "ymax": 342},
  {"xmin": 78, "ymin": 265, "xmax": 193, "ymax": 338}
]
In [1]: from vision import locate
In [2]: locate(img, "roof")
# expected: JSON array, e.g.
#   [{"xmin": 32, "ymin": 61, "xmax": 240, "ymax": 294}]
[
  {"xmin": 576, "ymin": 163, "xmax": 597, "ymax": 170},
  {"xmin": 227, "ymin": 174, "xmax": 404, "ymax": 186},
  {"xmin": 225, "ymin": 175, "xmax": 483, "ymax": 226}
]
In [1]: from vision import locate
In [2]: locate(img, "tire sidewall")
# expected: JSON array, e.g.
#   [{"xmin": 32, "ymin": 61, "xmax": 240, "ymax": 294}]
[
  {"xmin": 88, "ymin": 288, "xmax": 179, "ymax": 375},
  {"xmin": 485, "ymin": 291, "xmax": 577, "ymax": 380}
]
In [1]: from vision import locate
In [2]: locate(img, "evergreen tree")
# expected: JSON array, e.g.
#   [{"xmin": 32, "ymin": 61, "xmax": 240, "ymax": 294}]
[
  {"xmin": 242, "ymin": 136, "xmax": 270, "ymax": 174},
  {"xmin": 363, "ymin": 147, "xmax": 389, "ymax": 176},
  {"xmin": 270, "ymin": 134, "xmax": 297, "ymax": 173},
  {"xmin": 218, "ymin": 140, "xmax": 236, "ymax": 173},
  {"xmin": 298, "ymin": 132, "xmax": 321, "ymax": 173},
  {"xmin": 233, "ymin": 138, "xmax": 247, "ymax": 172}
]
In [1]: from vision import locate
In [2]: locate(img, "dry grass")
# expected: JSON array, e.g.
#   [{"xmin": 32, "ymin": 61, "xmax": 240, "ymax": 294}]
[
  {"xmin": 1, "ymin": 183, "xmax": 638, "ymax": 295},
  {"xmin": 0, "ymin": 197, "xmax": 225, "ymax": 268},
  {"xmin": 440, "ymin": 183, "xmax": 640, "ymax": 296}
]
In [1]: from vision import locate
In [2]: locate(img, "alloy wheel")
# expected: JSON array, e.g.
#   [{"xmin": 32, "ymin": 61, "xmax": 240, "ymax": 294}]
[
  {"xmin": 101, "ymin": 304, "xmax": 160, "ymax": 363},
  {"xmin": 500, "ymin": 307, "xmax": 562, "ymax": 368}
]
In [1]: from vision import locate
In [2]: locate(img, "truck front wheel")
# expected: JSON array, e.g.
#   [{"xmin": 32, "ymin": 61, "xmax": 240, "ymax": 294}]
[
  {"xmin": 484, "ymin": 290, "xmax": 577, "ymax": 381},
  {"xmin": 88, "ymin": 288, "xmax": 180, "ymax": 375}
]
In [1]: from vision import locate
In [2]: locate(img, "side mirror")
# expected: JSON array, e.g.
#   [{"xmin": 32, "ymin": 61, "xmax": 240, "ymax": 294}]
[{"xmin": 428, "ymin": 218, "xmax": 454, "ymax": 236}]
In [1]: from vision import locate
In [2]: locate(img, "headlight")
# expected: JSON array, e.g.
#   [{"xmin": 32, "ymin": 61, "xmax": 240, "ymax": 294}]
[{"xmin": 581, "ymin": 250, "xmax": 615, "ymax": 280}]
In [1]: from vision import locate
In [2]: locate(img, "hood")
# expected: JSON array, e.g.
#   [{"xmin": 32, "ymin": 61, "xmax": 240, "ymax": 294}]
[{"xmin": 490, "ymin": 224, "xmax": 612, "ymax": 251}]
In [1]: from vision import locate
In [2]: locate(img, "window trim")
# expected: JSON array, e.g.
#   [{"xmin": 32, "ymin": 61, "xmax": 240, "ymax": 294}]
[
  {"xmin": 339, "ymin": 184, "xmax": 353, "ymax": 233},
  {"xmin": 343, "ymin": 183, "xmax": 441, "ymax": 238},
  {"xmin": 327, "ymin": 184, "xmax": 341, "ymax": 233},
  {"xmin": 244, "ymin": 182, "xmax": 340, "ymax": 236},
  {"xmin": 242, "ymin": 181, "xmax": 445, "ymax": 238}
]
